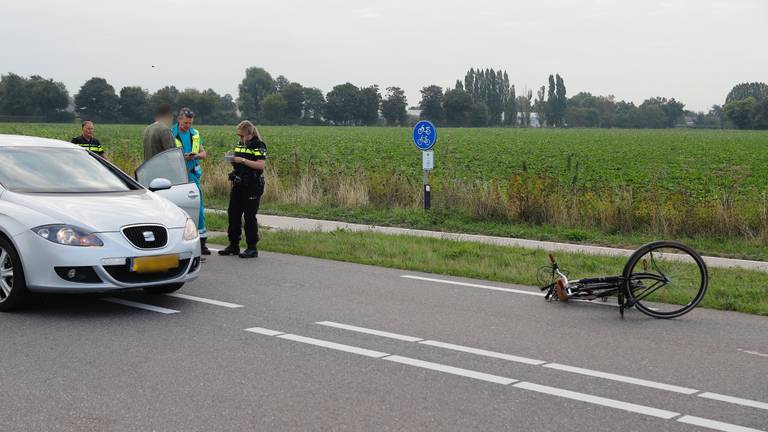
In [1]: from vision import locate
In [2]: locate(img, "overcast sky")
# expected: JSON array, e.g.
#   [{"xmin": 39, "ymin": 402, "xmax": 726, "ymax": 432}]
[{"xmin": 2, "ymin": 0, "xmax": 765, "ymax": 112}]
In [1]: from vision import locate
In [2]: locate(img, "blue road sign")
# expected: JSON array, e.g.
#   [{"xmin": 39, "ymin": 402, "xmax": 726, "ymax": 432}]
[{"xmin": 412, "ymin": 120, "xmax": 437, "ymax": 151}]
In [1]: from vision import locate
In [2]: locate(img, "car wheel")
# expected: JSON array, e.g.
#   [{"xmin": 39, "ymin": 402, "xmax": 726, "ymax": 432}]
[
  {"xmin": 143, "ymin": 283, "xmax": 184, "ymax": 294},
  {"xmin": 0, "ymin": 236, "xmax": 30, "ymax": 312}
]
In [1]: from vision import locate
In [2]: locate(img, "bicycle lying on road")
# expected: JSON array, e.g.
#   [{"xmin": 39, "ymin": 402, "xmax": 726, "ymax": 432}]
[{"xmin": 538, "ymin": 241, "xmax": 709, "ymax": 319}]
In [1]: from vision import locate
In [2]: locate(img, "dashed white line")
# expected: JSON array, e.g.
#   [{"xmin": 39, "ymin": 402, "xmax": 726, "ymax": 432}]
[
  {"xmin": 418, "ymin": 340, "xmax": 545, "ymax": 366},
  {"xmin": 401, "ymin": 275, "xmax": 544, "ymax": 297},
  {"xmin": 698, "ymin": 392, "xmax": 768, "ymax": 411},
  {"xmin": 383, "ymin": 355, "xmax": 518, "ymax": 385},
  {"xmin": 165, "ymin": 293, "xmax": 244, "ymax": 309},
  {"xmin": 246, "ymin": 326, "xmax": 766, "ymax": 432},
  {"xmin": 677, "ymin": 415, "xmax": 766, "ymax": 432},
  {"xmin": 542, "ymin": 363, "xmax": 699, "ymax": 395},
  {"xmin": 317, "ymin": 321, "xmax": 423, "ymax": 342},
  {"xmin": 245, "ymin": 327, "xmax": 285, "ymax": 337},
  {"xmin": 513, "ymin": 381, "xmax": 680, "ymax": 419},
  {"xmin": 103, "ymin": 298, "xmax": 180, "ymax": 314},
  {"xmin": 276, "ymin": 334, "xmax": 390, "ymax": 358}
]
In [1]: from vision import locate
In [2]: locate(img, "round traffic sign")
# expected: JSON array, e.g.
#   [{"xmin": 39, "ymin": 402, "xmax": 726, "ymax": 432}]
[{"xmin": 412, "ymin": 120, "xmax": 437, "ymax": 151}]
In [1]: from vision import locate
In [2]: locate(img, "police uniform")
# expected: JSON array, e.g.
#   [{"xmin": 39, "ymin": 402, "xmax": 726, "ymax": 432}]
[
  {"xmin": 71, "ymin": 135, "xmax": 104, "ymax": 157},
  {"xmin": 226, "ymin": 137, "xmax": 266, "ymax": 255}
]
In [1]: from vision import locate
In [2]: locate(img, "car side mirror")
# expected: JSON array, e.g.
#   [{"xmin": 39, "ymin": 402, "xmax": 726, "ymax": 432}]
[{"xmin": 148, "ymin": 178, "xmax": 173, "ymax": 192}]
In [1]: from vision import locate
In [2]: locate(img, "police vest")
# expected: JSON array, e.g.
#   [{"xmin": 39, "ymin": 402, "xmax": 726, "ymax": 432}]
[{"xmin": 80, "ymin": 142, "xmax": 104, "ymax": 153}]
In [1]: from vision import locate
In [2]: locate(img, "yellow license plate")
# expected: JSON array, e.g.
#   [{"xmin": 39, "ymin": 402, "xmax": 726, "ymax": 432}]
[{"xmin": 131, "ymin": 255, "xmax": 180, "ymax": 273}]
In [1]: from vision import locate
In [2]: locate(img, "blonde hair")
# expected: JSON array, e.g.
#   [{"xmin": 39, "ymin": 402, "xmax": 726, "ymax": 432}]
[{"xmin": 236, "ymin": 120, "xmax": 262, "ymax": 141}]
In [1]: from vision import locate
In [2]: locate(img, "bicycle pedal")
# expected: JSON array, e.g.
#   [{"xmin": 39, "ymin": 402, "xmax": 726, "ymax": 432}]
[{"xmin": 555, "ymin": 279, "xmax": 569, "ymax": 302}]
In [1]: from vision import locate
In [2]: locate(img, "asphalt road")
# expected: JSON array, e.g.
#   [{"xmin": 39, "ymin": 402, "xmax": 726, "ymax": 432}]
[{"xmin": 1, "ymin": 250, "xmax": 766, "ymax": 431}]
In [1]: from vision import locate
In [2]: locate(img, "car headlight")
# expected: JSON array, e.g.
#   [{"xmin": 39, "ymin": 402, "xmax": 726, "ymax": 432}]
[
  {"xmin": 33, "ymin": 224, "xmax": 104, "ymax": 247},
  {"xmin": 182, "ymin": 218, "xmax": 199, "ymax": 241}
]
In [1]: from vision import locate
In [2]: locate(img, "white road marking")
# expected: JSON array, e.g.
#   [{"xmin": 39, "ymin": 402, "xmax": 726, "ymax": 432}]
[
  {"xmin": 165, "ymin": 293, "xmax": 244, "ymax": 309},
  {"xmin": 383, "ymin": 355, "xmax": 518, "ymax": 385},
  {"xmin": 513, "ymin": 381, "xmax": 680, "ymax": 419},
  {"xmin": 246, "ymin": 326, "xmax": 767, "ymax": 432},
  {"xmin": 276, "ymin": 334, "xmax": 390, "ymax": 358},
  {"xmin": 316, "ymin": 321, "xmax": 423, "ymax": 342},
  {"xmin": 208, "ymin": 248, "xmax": 222, "ymax": 252},
  {"xmin": 419, "ymin": 340, "xmax": 545, "ymax": 366},
  {"xmin": 401, "ymin": 275, "xmax": 544, "ymax": 297},
  {"xmin": 677, "ymin": 415, "xmax": 766, "ymax": 432},
  {"xmin": 244, "ymin": 327, "xmax": 285, "ymax": 336},
  {"xmin": 698, "ymin": 393, "xmax": 768, "ymax": 411},
  {"xmin": 542, "ymin": 363, "xmax": 698, "ymax": 394},
  {"xmin": 738, "ymin": 348, "xmax": 768, "ymax": 358},
  {"xmin": 102, "ymin": 298, "xmax": 179, "ymax": 314}
]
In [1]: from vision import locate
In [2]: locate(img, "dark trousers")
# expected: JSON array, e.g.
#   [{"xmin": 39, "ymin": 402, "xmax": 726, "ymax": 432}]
[{"xmin": 227, "ymin": 181, "xmax": 264, "ymax": 248}]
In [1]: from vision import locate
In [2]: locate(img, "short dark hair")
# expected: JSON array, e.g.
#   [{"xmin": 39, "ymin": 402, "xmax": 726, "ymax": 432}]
[
  {"xmin": 156, "ymin": 103, "xmax": 172, "ymax": 117},
  {"xmin": 81, "ymin": 120, "xmax": 93, "ymax": 127}
]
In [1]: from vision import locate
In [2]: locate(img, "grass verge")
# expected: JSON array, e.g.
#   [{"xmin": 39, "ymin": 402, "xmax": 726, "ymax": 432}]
[
  {"xmin": 204, "ymin": 204, "xmax": 768, "ymax": 262},
  {"xmin": 209, "ymin": 228, "xmax": 768, "ymax": 316}
]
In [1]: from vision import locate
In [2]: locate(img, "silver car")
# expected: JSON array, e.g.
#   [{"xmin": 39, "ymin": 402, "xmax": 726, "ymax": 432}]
[{"xmin": 0, "ymin": 134, "xmax": 202, "ymax": 311}]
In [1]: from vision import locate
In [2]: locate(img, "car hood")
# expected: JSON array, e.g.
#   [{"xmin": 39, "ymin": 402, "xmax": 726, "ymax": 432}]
[{"xmin": 3, "ymin": 190, "xmax": 188, "ymax": 232}]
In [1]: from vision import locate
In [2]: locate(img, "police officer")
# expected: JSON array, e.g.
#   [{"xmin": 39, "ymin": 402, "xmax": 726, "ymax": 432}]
[
  {"xmin": 218, "ymin": 120, "xmax": 266, "ymax": 259},
  {"xmin": 71, "ymin": 121, "xmax": 105, "ymax": 157},
  {"xmin": 171, "ymin": 107, "xmax": 210, "ymax": 255}
]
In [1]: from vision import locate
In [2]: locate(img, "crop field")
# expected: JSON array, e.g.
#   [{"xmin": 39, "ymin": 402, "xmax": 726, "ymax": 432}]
[
  {"xmin": 2, "ymin": 123, "xmax": 768, "ymax": 249},
  {"xmin": 3, "ymin": 124, "xmax": 767, "ymax": 196}
]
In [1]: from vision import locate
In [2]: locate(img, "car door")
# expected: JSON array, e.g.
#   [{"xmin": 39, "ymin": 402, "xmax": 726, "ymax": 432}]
[{"xmin": 135, "ymin": 148, "xmax": 200, "ymax": 227}]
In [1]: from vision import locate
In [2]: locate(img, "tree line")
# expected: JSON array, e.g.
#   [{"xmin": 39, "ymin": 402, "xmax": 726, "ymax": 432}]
[{"xmin": 0, "ymin": 68, "xmax": 765, "ymax": 129}]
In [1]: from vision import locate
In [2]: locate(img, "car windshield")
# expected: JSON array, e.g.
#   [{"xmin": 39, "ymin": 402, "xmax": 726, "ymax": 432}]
[{"xmin": 0, "ymin": 147, "xmax": 134, "ymax": 193}]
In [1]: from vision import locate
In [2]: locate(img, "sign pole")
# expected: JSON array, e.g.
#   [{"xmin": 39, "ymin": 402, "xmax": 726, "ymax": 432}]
[{"xmin": 412, "ymin": 120, "xmax": 437, "ymax": 212}]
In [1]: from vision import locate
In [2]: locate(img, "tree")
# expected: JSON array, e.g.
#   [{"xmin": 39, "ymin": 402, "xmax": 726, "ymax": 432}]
[
  {"xmin": 74, "ymin": 77, "xmax": 119, "ymax": 122},
  {"xmin": 238, "ymin": 67, "xmax": 276, "ymax": 121},
  {"xmin": 0, "ymin": 73, "xmax": 35, "ymax": 116},
  {"xmin": 261, "ymin": 93, "xmax": 288, "ymax": 124},
  {"xmin": 752, "ymin": 98, "xmax": 768, "ymax": 130},
  {"xmin": 641, "ymin": 97, "xmax": 685, "ymax": 127},
  {"xmin": 566, "ymin": 107, "xmax": 600, "ymax": 127},
  {"xmin": 281, "ymin": 82, "xmax": 305, "ymax": 123},
  {"xmin": 381, "ymin": 86, "xmax": 408, "ymax": 126},
  {"xmin": 470, "ymin": 102, "xmax": 489, "ymax": 127},
  {"xmin": 545, "ymin": 75, "xmax": 556, "ymax": 127},
  {"xmin": 0, "ymin": 74, "xmax": 72, "ymax": 121},
  {"xmin": 555, "ymin": 74, "xmax": 567, "ymax": 126},
  {"xmin": 724, "ymin": 97, "xmax": 757, "ymax": 129},
  {"xmin": 274, "ymin": 75, "xmax": 290, "ymax": 92},
  {"xmin": 119, "ymin": 86, "xmax": 149, "ymax": 123},
  {"xmin": 302, "ymin": 87, "xmax": 326, "ymax": 124},
  {"xmin": 517, "ymin": 92, "xmax": 532, "ymax": 127},
  {"xmin": 419, "ymin": 85, "xmax": 444, "ymax": 124},
  {"xmin": 504, "ymin": 85, "xmax": 517, "ymax": 126},
  {"xmin": 725, "ymin": 82, "xmax": 768, "ymax": 105},
  {"xmin": 535, "ymin": 85, "xmax": 547, "ymax": 127},
  {"xmin": 208, "ymin": 93, "xmax": 239, "ymax": 124},
  {"xmin": 358, "ymin": 85, "xmax": 381, "ymax": 125},
  {"xmin": 149, "ymin": 86, "xmax": 179, "ymax": 113},
  {"xmin": 325, "ymin": 83, "xmax": 362, "ymax": 125},
  {"xmin": 443, "ymin": 87, "xmax": 473, "ymax": 127}
]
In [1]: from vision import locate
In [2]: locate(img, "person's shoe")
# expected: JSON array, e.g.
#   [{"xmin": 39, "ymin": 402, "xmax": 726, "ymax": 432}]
[
  {"xmin": 239, "ymin": 248, "xmax": 258, "ymax": 259},
  {"xmin": 200, "ymin": 238, "xmax": 211, "ymax": 256},
  {"xmin": 218, "ymin": 244, "xmax": 240, "ymax": 256}
]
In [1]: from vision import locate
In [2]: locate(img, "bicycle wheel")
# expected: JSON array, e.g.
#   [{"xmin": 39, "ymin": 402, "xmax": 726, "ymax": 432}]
[{"xmin": 622, "ymin": 241, "xmax": 708, "ymax": 319}]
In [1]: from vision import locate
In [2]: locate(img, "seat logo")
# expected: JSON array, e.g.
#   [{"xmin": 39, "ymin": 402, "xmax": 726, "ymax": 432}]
[{"xmin": 142, "ymin": 231, "xmax": 156, "ymax": 242}]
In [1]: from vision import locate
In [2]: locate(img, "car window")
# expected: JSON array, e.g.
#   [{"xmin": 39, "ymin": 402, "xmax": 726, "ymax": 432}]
[
  {"xmin": 0, "ymin": 147, "xmax": 134, "ymax": 193},
  {"xmin": 135, "ymin": 148, "xmax": 189, "ymax": 187}
]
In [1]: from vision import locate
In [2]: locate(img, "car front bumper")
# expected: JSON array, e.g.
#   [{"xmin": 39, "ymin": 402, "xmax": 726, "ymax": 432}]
[{"xmin": 13, "ymin": 229, "xmax": 201, "ymax": 293}]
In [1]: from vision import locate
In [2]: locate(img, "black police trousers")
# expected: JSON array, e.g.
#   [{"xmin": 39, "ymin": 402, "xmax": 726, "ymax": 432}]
[{"xmin": 227, "ymin": 180, "xmax": 264, "ymax": 248}]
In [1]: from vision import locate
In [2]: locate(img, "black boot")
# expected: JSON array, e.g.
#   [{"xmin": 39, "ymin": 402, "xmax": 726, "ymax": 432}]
[
  {"xmin": 239, "ymin": 246, "xmax": 258, "ymax": 258},
  {"xmin": 200, "ymin": 238, "xmax": 211, "ymax": 255},
  {"xmin": 218, "ymin": 243, "xmax": 240, "ymax": 256}
]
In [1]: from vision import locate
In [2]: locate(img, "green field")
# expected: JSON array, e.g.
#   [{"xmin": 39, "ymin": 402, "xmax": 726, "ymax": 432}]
[
  {"xmin": 4, "ymin": 124, "xmax": 766, "ymax": 194},
  {"xmin": 2, "ymin": 123, "xmax": 767, "ymax": 259}
]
